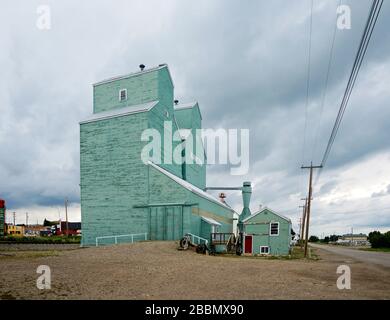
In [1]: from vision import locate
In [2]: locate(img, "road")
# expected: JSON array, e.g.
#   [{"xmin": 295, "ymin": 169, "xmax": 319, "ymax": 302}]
[{"xmin": 310, "ymin": 243, "xmax": 390, "ymax": 268}]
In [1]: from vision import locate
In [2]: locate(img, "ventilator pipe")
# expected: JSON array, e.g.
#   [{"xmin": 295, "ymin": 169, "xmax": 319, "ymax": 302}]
[{"xmin": 239, "ymin": 181, "xmax": 252, "ymax": 222}]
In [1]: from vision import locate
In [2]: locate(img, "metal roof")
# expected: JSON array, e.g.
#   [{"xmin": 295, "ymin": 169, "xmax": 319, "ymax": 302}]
[
  {"xmin": 80, "ymin": 100, "xmax": 159, "ymax": 124},
  {"xmin": 174, "ymin": 101, "xmax": 197, "ymax": 110},
  {"xmin": 201, "ymin": 216, "xmax": 222, "ymax": 226},
  {"xmin": 148, "ymin": 161, "xmax": 236, "ymax": 213},
  {"xmin": 92, "ymin": 64, "xmax": 174, "ymax": 87},
  {"xmin": 174, "ymin": 101, "xmax": 202, "ymax": 120},
  {"xmin": 242, "ymin": 207, "xmax": 292, "ymax": 223}
]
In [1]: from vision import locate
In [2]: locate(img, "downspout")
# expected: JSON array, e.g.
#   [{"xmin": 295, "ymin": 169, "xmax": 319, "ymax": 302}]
[{"xmin": 181, "ymin": 139, "xmax": 186, "ymax": 180}]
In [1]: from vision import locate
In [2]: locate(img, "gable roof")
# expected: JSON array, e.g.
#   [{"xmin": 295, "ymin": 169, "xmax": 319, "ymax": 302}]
[
  {"xmin": 174, "ymin": 101, "xmax": 202, "ymax": 120},
  {"xmin": 80, "ymin": 100, "xmax": 159, "ymax": 124},
  {"xmin": 174, "ymin": 101, "xmax": 197, "ymax": 110},
  {"xmin": 242, "ymin": 207, "xmax": 291, "ymax": 223},
  {"xmin": 148, "ymin": 161, "xmax": 235, "ymax": 213},
  {"xmin": 92, "ymin": 64, "xmax": 174, "ymax": 88}
]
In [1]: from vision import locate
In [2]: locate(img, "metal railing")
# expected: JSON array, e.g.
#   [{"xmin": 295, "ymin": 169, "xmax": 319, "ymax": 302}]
[
  {"xmin": 187, "ymin": 233, "xmax": 208, "ymax": 246},
  {"xmin": 210, "ymin": 233, "xmax": 234, "ymax": 245},
  {"xmin": 95, "ymin": 232, "xmax": 148, "ymax": 247}
]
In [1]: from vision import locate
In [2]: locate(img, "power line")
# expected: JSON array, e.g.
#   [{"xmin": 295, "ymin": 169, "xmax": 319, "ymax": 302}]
[
  {"xmin": 299, "ymin": 0, "xmax": 314, "ymax": 217},
  {"xmin": 319, "ymin": 0, "xmax": 383, "ymax": 171},
  {"xmin": 301, "ymin": 0, "xmax": 314, "ymax": 168},
  {"xmin": 311, "ymin": 0, "xmax": 342, "ymax": 162}
]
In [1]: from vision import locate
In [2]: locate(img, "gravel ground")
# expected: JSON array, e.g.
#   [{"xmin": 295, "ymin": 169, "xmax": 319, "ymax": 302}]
[{"xmin": 0, "ymin": 241, "xmax": 389, "ymax": 300}]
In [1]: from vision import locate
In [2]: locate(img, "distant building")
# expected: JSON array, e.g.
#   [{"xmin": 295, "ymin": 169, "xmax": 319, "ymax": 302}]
[
  {"xmin": 241, "ymin": 207, "xmax": 292, "ymax": 256},
  {"xmin": 342, "ymin": 233, "xmax": 367, "ymax": 241},
  {"xmin": 44, "ymin": 219, "xmax": 81, "ymax": 236},
  {"xmin": 25, "ymin": 225, "xmax": 47, "ymax": 236},
  {"xmin": 338, "ymin": 233, "xmax": 369, "ymax": 246},
  {"xmin": 6, "ymin": 224, "xmax": 25, "ymax": 237},
  {"xmin": 60, "ymin": 221, "xmax": 81, "ymax": 235},
  {"xmin": 0, "ymin": 199, "xmax": 5, "ymax": 237}
]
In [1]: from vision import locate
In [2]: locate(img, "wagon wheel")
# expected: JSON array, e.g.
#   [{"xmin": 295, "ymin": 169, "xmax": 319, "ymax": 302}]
[
  {"xmin": 180, "ymin": 237, "xmax": 189, "ymax": 250},
  {"xmin": 227, "ymin": 242, "xmax": 233, "ymax": 252},
  {"xmin": 196, "ymin": 243, "xmax": 207, "ymax": 254},
  {"xmin": 236, "ymin": 245, "xmax": 243, "ymax": 256}
]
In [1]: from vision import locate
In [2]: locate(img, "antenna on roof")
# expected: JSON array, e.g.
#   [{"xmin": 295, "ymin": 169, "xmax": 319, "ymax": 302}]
[
  {"xmin": 174, "ymin": 99, "xmax": 179, "ymax": 105},
  {"xmin": 139, "ymin": 64, "xmax": 145, "ymax": 71}
]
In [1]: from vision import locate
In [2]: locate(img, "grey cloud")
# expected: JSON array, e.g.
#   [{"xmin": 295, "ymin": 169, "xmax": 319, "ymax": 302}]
[
  {"xmin": 372, "ymin": 184, "xmax": 390, "ymax": 198},
  {"xmin": 0, "ymin": 0, "xmax": 389, "ymax": 234}
]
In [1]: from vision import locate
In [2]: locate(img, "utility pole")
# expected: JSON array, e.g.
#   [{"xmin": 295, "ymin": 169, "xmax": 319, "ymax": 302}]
[
  {"xmin": 301, "ymin": 162, "xmax": 322, "ymax": 258},
  {"xmin": 65, "ymin": 198, "xmax": 69, "ymax": 237},
  {"xmin": 298, "ymin": 217, "xmax": 302, "ymax": 241},
  {"xmin": 13, "ymin": 212, "xmax": 16, "ymax": 225},
  {"xmin": 26, "ymin": 212, "xmax": 28, "ymax": 227},
  {"xmin": 299, "ymin": 198, "xmax": 307, "ymax": 248}
]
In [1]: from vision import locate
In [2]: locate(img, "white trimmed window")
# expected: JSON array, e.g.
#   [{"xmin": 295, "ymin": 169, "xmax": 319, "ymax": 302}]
[
  {"xmin": 119, "ymin": 89, "xmax": 127, "ymax": 101},
  {"xmin": 270, "ymin": 222, "xmax": 279, "ymax": 236},
  {"xmin": 260, "ymin": 246, "xmax": 269, "ymax": 254}
]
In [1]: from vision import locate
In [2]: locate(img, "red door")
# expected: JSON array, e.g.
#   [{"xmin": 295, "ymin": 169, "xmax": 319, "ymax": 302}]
[{"xmin": 244, "ymin": 235, "xmax": 252, "ymax": 254}]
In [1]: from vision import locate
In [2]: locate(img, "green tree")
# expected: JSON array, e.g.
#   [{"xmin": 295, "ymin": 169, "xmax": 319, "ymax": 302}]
[
  {"xmin": 368, "ymin": 231, "xmax": 390, "ymax": 248},
  {"xmin": 329, "ymin": 234, "xmax": 341, "ymax": 242},
  {"xmin": 309, "ymin": 235, "xmax": 319, "ymax": 242}
]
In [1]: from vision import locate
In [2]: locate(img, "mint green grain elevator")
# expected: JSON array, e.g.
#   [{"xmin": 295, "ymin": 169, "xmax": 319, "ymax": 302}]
[{"xmin": 80, "ymin": 64, "xmax": 235, "ymax": 246}]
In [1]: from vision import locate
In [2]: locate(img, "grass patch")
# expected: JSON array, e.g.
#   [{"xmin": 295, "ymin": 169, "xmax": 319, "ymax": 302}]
[
  {"xmin": 215, "ymin": 246, "xmax": 318, "ymax": 260},
  {"xmin": 359, "ymin": 247, "xmax": 390, "ymax": 253},
  {"xmin": 0, "ymin": 236, "xmax": 80, "ymax": 244}
]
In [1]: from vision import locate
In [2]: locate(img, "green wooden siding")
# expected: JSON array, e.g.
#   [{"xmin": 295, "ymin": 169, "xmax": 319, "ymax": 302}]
[
  {"xmin": 80, "ymin": 111, "xmax": 150, "ymax": 246},
  {"xmin": 244, "ymin": 208, "xmax": 291, "ymax": 255},
  {"xmin": 174, "ymin": 104, "xmax": 206, "ymax": 189},
  {"xmin": 80, "ymin": 65, "xmax": 233, "ymax": 246},
  {"xmin": 93, "ymin": 67, "xmax": 169, "ymax": 114}
]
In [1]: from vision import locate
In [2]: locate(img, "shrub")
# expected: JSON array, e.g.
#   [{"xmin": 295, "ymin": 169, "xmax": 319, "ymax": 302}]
[{"xmin": 368, "ymin": 231, "xmax": 390, "ymax": 248}]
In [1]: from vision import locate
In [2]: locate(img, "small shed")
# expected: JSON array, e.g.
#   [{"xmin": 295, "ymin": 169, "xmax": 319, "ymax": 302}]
[{"xmin": 241, "ymin": 207, "xmax": 291, "ymax": 256}]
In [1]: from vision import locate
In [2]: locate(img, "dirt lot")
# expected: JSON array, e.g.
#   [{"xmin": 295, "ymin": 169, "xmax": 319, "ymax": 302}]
[{"xmin": 1, "ymin": 241, "xmax": 389, "ymax": 300}]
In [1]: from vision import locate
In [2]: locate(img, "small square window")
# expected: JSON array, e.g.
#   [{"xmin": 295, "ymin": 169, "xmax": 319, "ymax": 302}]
[
  {"xmin": 119, "ymin": 89, "xmax": 127, "ymax": 101},
  {"xmin": 260, "ymin": 246, "xmax": 269, "ymax": 254}
]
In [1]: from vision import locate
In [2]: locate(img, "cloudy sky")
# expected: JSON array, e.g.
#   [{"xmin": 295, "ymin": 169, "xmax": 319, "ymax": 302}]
[{"xmin": 0, "ymin": 0, "xmax": 389, "ymax": 236}]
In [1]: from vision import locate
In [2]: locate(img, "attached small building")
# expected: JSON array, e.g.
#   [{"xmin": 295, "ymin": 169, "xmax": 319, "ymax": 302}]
[{"xmin": 241, "ymin": 207, "xmax": 292, "ymax": 256}]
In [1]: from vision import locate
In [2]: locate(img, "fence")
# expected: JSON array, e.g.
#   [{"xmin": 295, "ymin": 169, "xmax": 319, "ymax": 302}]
[{"xmin": 95, "ymin": 233, "xmax": 148, "ymax": 247}]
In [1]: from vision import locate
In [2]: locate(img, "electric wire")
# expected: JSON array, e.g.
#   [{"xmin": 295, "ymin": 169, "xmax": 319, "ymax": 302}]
[{"xmin": 315, "ymin": 0, "xmax": 383, "ymax": 185}]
